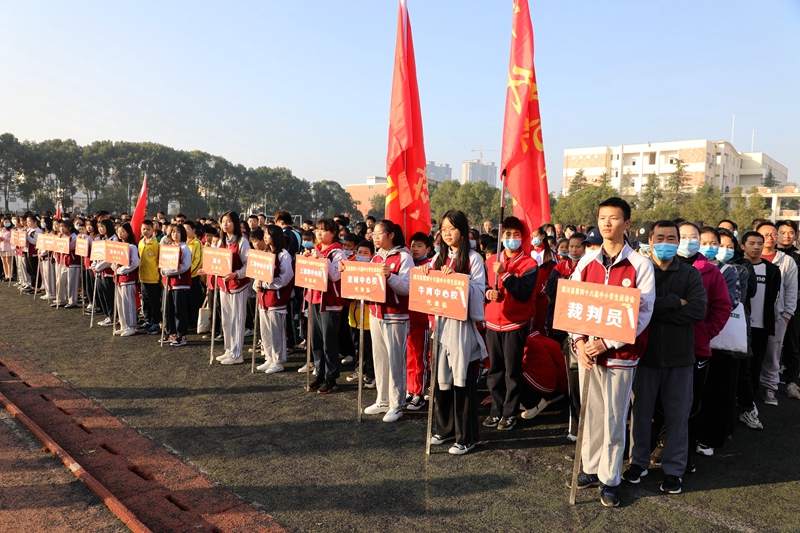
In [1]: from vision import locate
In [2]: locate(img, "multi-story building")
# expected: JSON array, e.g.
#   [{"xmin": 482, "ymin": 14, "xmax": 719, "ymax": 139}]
[
  {"xmin": 461, "ymin": 159, "xmax": 498, "ymax": 187},
  {"xmin": 426, "ymin": 161, "xmax": 452, "ymax": 183},
  {"xmin": 345, "ymin": 176, "xmax": 387, "ymax": 216},
  {"xmin": 562, "ymin": 139, "xmax": 788, "ymax": 195}
]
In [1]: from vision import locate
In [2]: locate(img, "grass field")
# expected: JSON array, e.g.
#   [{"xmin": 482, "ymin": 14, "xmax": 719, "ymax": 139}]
[{"xmin": 1, "ymin": 287, "xmax": 799, "ymax": 532}]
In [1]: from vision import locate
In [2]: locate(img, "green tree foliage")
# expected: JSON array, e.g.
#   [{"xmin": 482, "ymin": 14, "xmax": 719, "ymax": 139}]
[
  {"xmin": 429, "ymin": 180, "xmax": 500, "ymax": 228},
  {"xmin": 680, "ymin": 184, "xmax": 726, "ymax": 225},
  {"xmin": 367, "ymin": 193, "xmax": 386, "ymax": 221},
  {"xmin": 664, "ymin": 158, "xmax": 690, "ymax": 206},
  {"xmin": 552, "ymin": 184, "xmax": 618, "ymax": 227},
  {"xmin": 729, "ymin": 186, "xmax": 771, "ymax": 231},
  {"xmin": 567, "ymin": 168, "xmax": 587, "ymax": 196},
  {"xmin": 763, "ymin": 169, "xmax": 779, "ymax": 187},
  {"xmin": 0, "ymin": 133, "xmax": 359, "ymax": 220}
]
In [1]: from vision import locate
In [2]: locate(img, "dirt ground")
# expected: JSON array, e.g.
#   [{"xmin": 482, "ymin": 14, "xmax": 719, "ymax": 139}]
[{"xmin": 2, "ymin": 286, "xmax": 800, "ymax": 532}]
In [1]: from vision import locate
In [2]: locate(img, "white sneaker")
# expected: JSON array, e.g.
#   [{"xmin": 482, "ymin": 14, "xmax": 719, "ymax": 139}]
[
  {"xmin": 220, "ymin": 354, "xmax": 244, "ymax": 365},
  {"xmin": 97, "ymin": 318, "xmax": 112, "ymax": 327},
  {"xmin": 363, "ymin": 403, "xmax": 390, "ymax": 415},
  {"xmin": 696, "ymin": 444, "xmax": 714, "ymax": 456},
  {"xmin": 120, "ymin": 328, "xmax": 136, "ymax": 337},
  {"xmin": 340, "ymin": 355, "xmax": 354, "ymax": 364},
  {"xmin": 244, "ymin": 328, "xmax": 254, "ymax": 337},
  {"xmin": 786, "ymin": 382, "xmax": 800, "ymax": 399},
  {"xmin": 298, "ymin": 362, "xmax": 315, "ymax": 373},
  {"xmin": 521, "ymin": 397, "xmax": 549, "ymax": 420},
  {"xmin": 256, "ymin": 361, "xmax": 271, "ymax": 372},
  {"xmin": 265, "ymin": 363, "xmax": 284, "ymax": 374},
  {"xmin": 215, "ymin": 351, "xmax": 231, "ymax": 361},
  {"xmin": 763, "ymin": 388, "xmax": 778, "ymax": 406},
  {"xmin": 382, "ymin": 407, "xmax": 403, "ymax": 423}
]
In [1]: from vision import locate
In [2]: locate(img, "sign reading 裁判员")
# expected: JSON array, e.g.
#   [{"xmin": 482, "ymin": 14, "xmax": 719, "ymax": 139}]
[{"xmin": 552, "ymin": 279, "xmax": 641, "ymax": 345}]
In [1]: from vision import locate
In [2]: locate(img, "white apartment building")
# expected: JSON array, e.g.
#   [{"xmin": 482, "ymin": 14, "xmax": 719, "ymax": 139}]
[
  {"xmin": 562, "ymin": 139, "xmax": 788, "ymax": 195},
  {"xmin": 461, "ymin": 159, "xmax": 498, "ymax": 188},
  {"xmin": 426, "ymin": 161, "xmax": 452, "ymax": 183}
]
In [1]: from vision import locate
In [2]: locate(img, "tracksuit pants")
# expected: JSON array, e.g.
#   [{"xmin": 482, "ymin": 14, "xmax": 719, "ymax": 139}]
[
  {"xmin": 259, "ymin": 309, "xmax": 287, "ymax": 366},
  {"xmin": 738, "ymin": 328, "xmax": 769, "ymax": 410},
  {"xmin": 370, "ymin": 317, "xmax": 409, "ymax": 410},
  {"xmin": 579, "ymin": 364, "xmax": 634, "ymax": 487},
  {"xmin": 630, "ymin": 365, "xmax": 692, "ymax": 478},
  {"xmin": 434, "ymin": 359, "xmax": 480, "ymax": 447},
  {"xmin": 165, "ymin": 289, "xmax": 189, "ymax": 337},
  {"xmin": 115, "ymin": 283, "xmax": 137, "ymax": 329},
  {"xmin": 761, "ymin": 316, "xmax": 788, "ymax": 392},
  {"xmin": 220, "ymin": 290, "xmax": 248, "ymax": 360},
  {"xmin": 310, "ymin": 303, "xmax": 340, "ymax": 383},
  {"xmin": 695, "ymin": 350, "xmax": 736, "ymax": 449},
  {"xmin": 140, "ymin": 282, "xmax": 163, "ymax": 325},
  {"xmin": 96, "ymin": 275, "xmax": 114, "ymax": 318},
  {"xmin": 406, "ymin": 326, "xmax": 429, "ymax": 396},
  {"xmin": 57, "ymin": 265, "xmax": 80, "ymax": 305},
  {"xmin": 485, "ymin": 328, "xmax": 526, "ymax": 418},
  {"xmin": 187, "ymin": 276, "xmax": 205, "ymax": 330}
]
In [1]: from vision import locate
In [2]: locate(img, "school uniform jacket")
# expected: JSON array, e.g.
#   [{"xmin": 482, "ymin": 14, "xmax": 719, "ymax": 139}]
[
  {"xmin": 115, "ymin": 244, "xmax": 141, "ymax": 286},
  {"xmin": 255, "ymin": 250, "xmax": 294, "ymax": 312},
  {"xmin": 161, "ymin": 242, "xmax": 192, "ymax": 290},
  {"xmin": 369, "ymin": 246, "xmax": 413, "ymax": 321},
  {"xmin": 92, "ymin": 235, "xmax": 119, "ymax": 278},
  {"xmin": 137, "ymin": 237, "xmax": 160, "ymax": 284},
  {"xmin": 768, "ymin": 249, "xmax": 798, "ymax": 321},
  {"xmin": 483, "ymin": 250, "xmax": 538, "ymax": 332},
  {"xmin": 522, "ymin": 330, "xmax": 568, "ymax": 396},
  {"xmin": 569, "ymin": 243, "xmax": 656, "ymax": 368},
  {"xmin": 26, "ymin": 227, "xmax": 42, "ymax": 256},
  {"xmin": 214, "ymin": 236, "xmax": 250, "ymax": 294},
  {"xmin": 304, "ymin": 243, "xmax": 346, "ymax": 312},
  {"xmin": 409, "ymin": 256, "xmax": 432, "ymax": 328},
  {"xmin": 58, "ymin": 234, "xmax": 80, "ymax": 268}
]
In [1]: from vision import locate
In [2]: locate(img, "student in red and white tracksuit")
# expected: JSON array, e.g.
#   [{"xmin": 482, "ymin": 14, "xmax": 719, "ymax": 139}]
[
  {"xmin": 569, "ymin": 199, "xmax": 654, "ymax": 506},
  {"xmin": 406, "ymin": 231, "xmax": 434, "ymax": 410},
  {"xmin": 214, "ymin": 212, "xmax": 250, "ymax": 365},
  {"xmin": 56, "ymin": 221, "xmax": 81, "ymax": 308},
  {"xmin": 360, "ymin": 220, "xmax": 413, "ymax": 423},
  {"xmin": 483, "ymin": 216, "xmax": 538, "ymax": 431},
  {"xmin": 113, "ymin": 223, "xmax": 141, "ymax": 336}
]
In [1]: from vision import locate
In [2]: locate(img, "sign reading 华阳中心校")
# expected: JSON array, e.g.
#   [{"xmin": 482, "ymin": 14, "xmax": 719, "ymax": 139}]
[
  {"xmin": 246, "ymin": 249, "xmax": 275, "ymax": 283},
  {"xmin": 341, "ymin": 262, "xmax": 386, "ymax": 303},
  {"xmin": 552, "ymin": 279, "xmax": 641, "ymax": 345},
  {"xmin": 408, "ymin": 268, "xmax": 469, "ymax": 321},
  {"xmin": 294, "ymin": 255, "xmax": 328, "ymax": 292}
]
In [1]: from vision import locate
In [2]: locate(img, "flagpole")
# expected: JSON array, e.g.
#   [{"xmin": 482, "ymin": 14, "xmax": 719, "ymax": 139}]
[{"xmin": 494, "ymin": 170, "xmax": 507, "ymax": 290}]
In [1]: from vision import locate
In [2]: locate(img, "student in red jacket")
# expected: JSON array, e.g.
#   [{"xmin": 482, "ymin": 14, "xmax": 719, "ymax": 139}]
[
  {"xmin": 519, "ymin": 330, "xmax": 568, "ymax": 419},
  {"xmin": 484, "ymin": 216, "xmax": 539, "ymax": 431}
]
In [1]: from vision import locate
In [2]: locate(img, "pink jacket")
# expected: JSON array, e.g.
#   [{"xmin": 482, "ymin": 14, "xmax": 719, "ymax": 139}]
[{"xmin": 692, "ymin": 254, "xmax": 732, "ymax": 358}]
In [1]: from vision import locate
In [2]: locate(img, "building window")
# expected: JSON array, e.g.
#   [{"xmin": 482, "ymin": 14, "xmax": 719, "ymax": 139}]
[
  {"xmin": 669, "ymin": 157, "xmax": 675, "ymax": 164},
  {"xmin": 614, "ymin": 171, "xmax": 619, "ymax": 177},
  {"xmin": 649, "ymin": 153, "xmax": 656, "ymax": 165}
]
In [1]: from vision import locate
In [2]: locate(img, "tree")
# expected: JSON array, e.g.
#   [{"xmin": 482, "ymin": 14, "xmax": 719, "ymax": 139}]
[
  {"xmin": 0, "ymin": 133, "xmax": 21, "ymax": 212},
  {"xmin": 680, "ymin": 184, "xmax": 726, "ymax": 225},
  {"xmin": 429, "ymin": 180, "xmax": 500, "ymax": 228},
  {"xmin": 310, "ymin": 180, "xmax": 358, "ymax": 220},
  {"xmin": 552, "ymin": 184, "xmax": 618, "ymax": 227},
  {"xmin": 639, "ymin": 173, "xmax": 662, "ymax": 211},
  {"xmin": 368, "ymin": 193, "xmax": 386, "ymax": 220},
  {"xmin": 763, "ymin": 169, "xmax": 779, "ymax": 188},
  {"xmin": 729, "ymin": 186, "xmax": 770, "ymax": 231},
  {"xmin": 567, "ymin": 168, "xmax": 587, "ymax": 196},
  {"xmin": 664, "ymin": 158, "xmax": 689, "ymax": 206},
  {"xmin": 598, "ymin": 172, "xmax": 610, "ymax": 187}
]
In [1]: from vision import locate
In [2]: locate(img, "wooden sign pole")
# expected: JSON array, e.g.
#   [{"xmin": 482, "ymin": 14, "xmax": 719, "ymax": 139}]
[
  {"xmin": 425, "ymin": 316, "xmax": 440, "ymax": 455},
  {"xmin": 357, "ymin": 300, "xmax": 365, "ymax": 422}
]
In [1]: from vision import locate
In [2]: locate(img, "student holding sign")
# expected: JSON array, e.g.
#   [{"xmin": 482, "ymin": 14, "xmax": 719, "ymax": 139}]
[
  {"xmin": 353, "ymin": 220, "xmax": 413, "ymax": 423},
  {"xmin": 423, "ymin": 210, "xmax": 488, "ymax": 455},
  {"xmin": 214, "ymin": 211, "xmax": 251, "ymax": 364},
  {"xmin": 112, "ymin": 223, "xmax": 141, "ymax": 337},
  {"xmin": 250, "ymin": 226, "xmax": 294, "ymax": 374},
  {"xmin": 137, "ymin": 220, "xmax": 162, "ymax": 334},
  {"xmin": 92, "ymin": 219, "xmax": 119, "ymax": 326},
  {"xmin": 304, "ymin": 218, "xmax": 346, "ymax": 394},
  {"xmin": 567, "ymin": 198, "xmax": 655, "ymax": 508},
  {"xmin": 1, "ymin": 216, "xmax": 13, "ymax": 281},
  {"xmin": 160, "ymin": 224, "xmax": 192, "ymax": 347},
  {"xmin": 56, "ymin": 220, "xmax": 81, "ymax": 308}
]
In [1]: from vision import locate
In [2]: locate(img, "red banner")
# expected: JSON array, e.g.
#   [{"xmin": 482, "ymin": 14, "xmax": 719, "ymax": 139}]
[
  {"xmin": 158, "ymin": 244, "xmax": 181, "ymax": 271},
  {"xmin": 552, "ymin": 279, "xmax": 641, "ymax": 345},
  {"xmin": 75, "ymin": 236, "xmax": 90, "ymax": 257},
  {"xmin": 202, "ymin": 247, "xmax": 233, "ymax": 276},
  {"xmin": 54, "ymin": 236, "xmax": 71, "ymax": 254},
  {"xmin": 246, "ymin": 249, "xmax": 275, "ymax": 283},
  {"xmin": 500, "ymin": 0, "xmax": 550, "ymax": 234},
  {"xmin": 341, "ymin": 262, "xmax": 387, "ymax": 303},
  {"xmin": 294, "ymin": 255, "xmax": 328, "ymax": 292},
  {"xmin": 106, "ymin": 241, "xmax": 130, "ymax": 267},
  {"xmin": 408, "ymin": 268, "xmax": 469, "ymax": 321},
  {"xmin": 90, "ymin": 240, "xmax": 106, "ymax": 262}
]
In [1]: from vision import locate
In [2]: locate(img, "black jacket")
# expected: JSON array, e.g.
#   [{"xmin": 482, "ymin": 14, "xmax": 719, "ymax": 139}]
[
  {"xmin": 640, "ymin": 259, "xmax": 707, "ymax": 368},
  {"xmin": 746, "ymin": 259, "xmax": 781, "ymax": 336}
]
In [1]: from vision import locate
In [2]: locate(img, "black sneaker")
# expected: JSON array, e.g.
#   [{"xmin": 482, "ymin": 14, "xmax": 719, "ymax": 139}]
[
  {"xmin": 622, "ymin": 464, "xmax": 648, "ymax": 484},
  {"xmin": 482, "ymin": 415, "xmax": 501, "ymax": 428},
  {"xmin": 406, "ymin": 394, "xmax": 426, "ymax": 411},
  {"xmin": 307, "ymin": 379, "xmax": 324, "ymax": 392},
  {"xmin": 660, "ymin": 475, "xmax": 682, "ymax": 494},
  {"xmin": 317, "ymin": 380, "xmax": 338, "ymax": 394},
  {"xmin": 170, "ymin": 336, "xmax": 187, "ymax": 347},
  {"xmin": 430, "ymin": 434, "xmax": 455, "ymax": 445},
  {"xmin": 565, "ymin": 473, "xmax": 599, "ymax": 490},
  {"xmin": 686, "ymin": 458, "xmax": 696, "ymax": 474},
  {"xmin": 497, "ymin": 416, "xmax": 517, "ymax": 431},
  {"xmin": 600, "ymin": 484, "xmax": 620, "ymax": 507}
]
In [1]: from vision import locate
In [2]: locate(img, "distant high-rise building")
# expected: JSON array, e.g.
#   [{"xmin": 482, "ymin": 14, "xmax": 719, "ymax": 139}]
[
  {"xmin": 461, "ymin": 159, "xmax": 498, "ymax": 187},
  {"xmin": 426, "ymin": 161, "xmax": 452, "ymax": 183}
]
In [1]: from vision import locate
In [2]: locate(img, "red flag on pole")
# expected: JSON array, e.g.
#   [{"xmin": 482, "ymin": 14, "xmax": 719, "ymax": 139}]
[
  {"xmin": 131, "ymin": 174, "xmax": 148, "ymax": 241},
  {"xmin": 500, "ymin": 0, "xmax": 550, "ymax": 234},
  {"xmin": 385, "ymin": 0, "xmax": 431, "ymax": 240},
  {"xmin": 55, "ymin": 200, "xmax": 62, "ymax": 219}
]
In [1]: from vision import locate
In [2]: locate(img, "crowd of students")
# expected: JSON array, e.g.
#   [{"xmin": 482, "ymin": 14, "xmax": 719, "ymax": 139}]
[{"xmin": 2, "ymin": 197, "xmax": 797, "ymax": 507}]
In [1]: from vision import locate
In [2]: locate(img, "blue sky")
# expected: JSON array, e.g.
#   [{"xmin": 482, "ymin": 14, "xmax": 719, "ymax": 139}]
[{"xmin": 2, "ymin": 0, "xmax": 798, "ymax": 195}]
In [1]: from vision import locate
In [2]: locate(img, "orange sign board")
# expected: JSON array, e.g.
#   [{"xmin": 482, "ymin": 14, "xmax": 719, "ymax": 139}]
[
  {"xmin": 10, "ymin": 231, "xmax": 20, "ymax": 248},
  {"xmin": 40, "ymin": 235, "xmax": 56, "ymax": 252},
  {"xmin": 552, "ymin": 279, "xmax": 641, "ymax": 345},
  {"xmin": 341, "ymin": 262, "xmax": 387, "ymax": 303},
  {"xmin": 90, "ymin": 240, "xmax": 106, "ymax": 262},
  {"xmin": 158, "ymin": 244, "xmax": 181, "ymax": 271},
  {"xmin": 75, "ymin": 236, "xmax": 90, "ymax": 257},
  {"xmin": 106, "ymin": 241, "xmax": 130, "ymax": 267},
  {"xmin": 408, "ymin": 268, "xmax": 469, "ymax": 321},
  {"xmin": 294, "ymin": 255, "xmax": 328, "ymax": 292},
  {"xmin": 54, "ymin": 236, "xmax": 71, "ymax": 254},
  {"xmin": 246, "ymin": 250, "xmax": 275, "ymax": 283},
  {"xmin": 202, "ymin": 247, "xmax": 233, "ymax": 276}
]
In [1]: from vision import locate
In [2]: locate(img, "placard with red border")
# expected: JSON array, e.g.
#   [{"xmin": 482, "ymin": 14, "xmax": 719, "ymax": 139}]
[{"xmin": 408, "ymin": 268, "xmax": 469, "ymax": 321}]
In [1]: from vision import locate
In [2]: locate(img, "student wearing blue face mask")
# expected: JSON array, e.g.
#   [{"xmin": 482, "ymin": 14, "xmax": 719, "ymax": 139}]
[
  {"xmin": 344, "ymin": 240, "xmax": 376, "ymax": 389},
  {"xmin": 483, "ymin": 216, "xmax": 539, "ymax": 431},
  {"xmin": 338, "ymin": 233, "xmax": 361, "ymax": 364}
]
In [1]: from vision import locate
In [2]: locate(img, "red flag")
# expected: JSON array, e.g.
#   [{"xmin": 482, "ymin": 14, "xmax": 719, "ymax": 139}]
[
  {"xmin": 385, "ymin": 0, "xmax": 431, "ymax": 241},
  {"xmin": 500, "ymin": 0, "xmax": 550, "ymax": 234},
  {"xmin": 131, "ymin": 174, "xmax": 148, "ymax": 241},
  {"xmin": 55, "ymin": 200, "xmax": 62, "ymax": 219}
]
